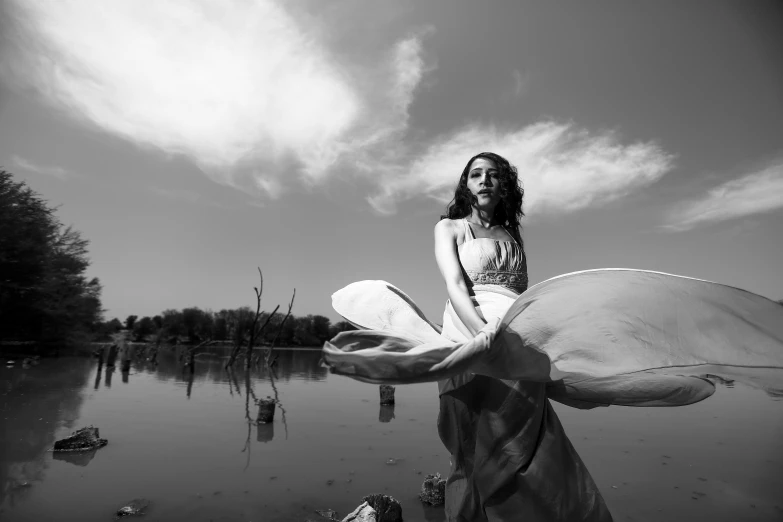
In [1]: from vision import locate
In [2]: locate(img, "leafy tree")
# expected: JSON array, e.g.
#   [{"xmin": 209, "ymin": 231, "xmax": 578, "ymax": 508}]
[
  {"xmin": 161, "ymin": 309, "xmax": 184, "ymax": 340},
  {"xmin": 328, "ymin": 320, "xmax": 357, "ymax": 339},
  {"xmin": 182, "ymin": 307, "xmax": 213, "ymax": 342},
  {"xmin": 124, "ymin": 315, "xmax": 138, "ymax": 330},
  {"xmin": 0, "ymin": 170, "xmax": 103, "ymax": 343},
  {"xmin": 213, "ymin": 310, "xmax": 229, "ymax": 341},
  {"xmin": 311, "ymin": 315, "xmax": 331, "ymax": 343},
  {"xmin": 106, "ymin": 318, "xmax": 123, "ymax": 331},
  {"xmin": 132, "ymin": 316, "xmax": 155, "ymax": 341},
  {"xmin": 292, "ymin": 316, "xmax": 319, "ymax": 346}
]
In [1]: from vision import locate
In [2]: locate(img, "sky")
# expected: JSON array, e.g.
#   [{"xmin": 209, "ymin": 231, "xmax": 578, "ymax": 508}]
[{"xmin": 0, "ymin": 0, "xmax": 781, "ymax": 324}]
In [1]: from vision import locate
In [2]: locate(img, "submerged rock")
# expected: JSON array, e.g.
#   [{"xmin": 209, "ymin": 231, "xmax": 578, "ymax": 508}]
[
  {"xmin": 362, "ymin": 494, "xmax": 402, "ymax": 522},
  {"xmin": 115, "ymin": 498, "xmax": 150, "ymax": 518},
  {"xmin": 419, "ymin": 472, "xmax": 446, "ymax": 506},
  {"xmin": 341, "ymin": 501, "xmax": 376, "ymax": 522},
  {"xmin": 53, "ymin": 426, "xmax": 108, "ymax": 452}
]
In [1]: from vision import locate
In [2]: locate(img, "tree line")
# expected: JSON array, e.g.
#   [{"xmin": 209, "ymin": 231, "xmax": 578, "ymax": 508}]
[
  {"xmin": 97, "ymin": 308, "xmax": 355, "ymax": 347},
  {"xmin": 0, "ymin": 170, "xmax": 103, "ymax": 344}
]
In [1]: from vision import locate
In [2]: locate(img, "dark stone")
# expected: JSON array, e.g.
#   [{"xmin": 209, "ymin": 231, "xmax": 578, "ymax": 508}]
[
  {"xmin": 115, "ymin": 498, "xmax": 150, "ymax": 518},
  {"xmin": 53, "ymin": 426, "xmax": 108, "ymax": 452},
  {"xmin": 419, "ymin": 473, "xmax": 446, "ymax": 506},
  {"xmin": 379, "ymin": 385, "xmax": 395, "ymax": 405},
  {"xmin": 362, "ymin": 493, "xmax": 402, "ymax": 522}
]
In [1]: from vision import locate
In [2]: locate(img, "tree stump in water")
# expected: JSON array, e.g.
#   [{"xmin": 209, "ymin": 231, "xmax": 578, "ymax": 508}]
[
  {"xmin": 419, "ymin": 472, "xmax": 446, "ymax": 506},
  {"xmin": 257, "ymin": 397, "xmax": 275, "ymax": 423},
  {"xmin": 379, "ymin": 385, "xmax": 395, "ymax": 405}
]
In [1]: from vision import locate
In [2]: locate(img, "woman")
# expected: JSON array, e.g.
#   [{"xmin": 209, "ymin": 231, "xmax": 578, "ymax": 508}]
[
  {"xmin": 433, "ymin": 152, "xmax": 612, "ymax": 521},
  {"xmin": 323, "ymin": 156, "xmax": 783, "ymax": 521}
]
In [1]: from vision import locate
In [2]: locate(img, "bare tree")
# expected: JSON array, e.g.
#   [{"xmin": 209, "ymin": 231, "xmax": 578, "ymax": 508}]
[
  {"xmin": 256, "ymin": 288, "xmax": 296, "ymax": 367},
  {"xmin": 225, "ymin": 268, "xmax": 280, "ymax": 369}
]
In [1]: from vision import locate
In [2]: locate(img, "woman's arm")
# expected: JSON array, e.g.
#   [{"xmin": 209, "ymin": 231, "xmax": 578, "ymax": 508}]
[{"xmin": 434, "ymin": 220, "xmax": 487, "ymax": 337}]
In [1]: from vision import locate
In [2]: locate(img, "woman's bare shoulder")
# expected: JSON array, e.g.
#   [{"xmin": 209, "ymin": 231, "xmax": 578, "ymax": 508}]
[
  {"xmin": 434, "ymin": 218, "xmax": 459, "ymax": 233},
  {"xmin": 434, "ymin": 218, "xmax": 462, "ymax": 242}
]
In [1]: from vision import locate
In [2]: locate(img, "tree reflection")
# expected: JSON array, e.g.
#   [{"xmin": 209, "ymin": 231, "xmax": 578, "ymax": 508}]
[{"xmin": 0, "ymin": 358, "xmax": 92, "ymax": 507}]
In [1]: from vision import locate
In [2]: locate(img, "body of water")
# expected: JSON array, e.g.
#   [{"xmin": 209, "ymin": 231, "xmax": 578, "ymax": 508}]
[{"xmin": 1, "ymin": 347, "xmax": 782, "ymax": 521}]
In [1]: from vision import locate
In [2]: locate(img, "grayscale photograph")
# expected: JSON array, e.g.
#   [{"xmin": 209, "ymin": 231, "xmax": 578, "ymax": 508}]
[{"xmin": 1, "ymin": 1, "xmax": 781, "ymax": 521}]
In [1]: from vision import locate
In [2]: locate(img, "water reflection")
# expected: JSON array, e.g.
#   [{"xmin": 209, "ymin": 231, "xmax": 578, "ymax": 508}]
[
  {"xmin": 52, "ymin": 449, "xmax": 98, "ymax": 467},
  {"xmin": 2, "ymin": 347, "xmax": 781, "ymax": 522},
  {"xmin": 138, "ymin": 346, "xmax": 329, "ymax": 385},
  {"xmin": 379, "ymin": 404, "xmax": 395, "ymax": 423},
  {"xmin": 257, "ymin": 423, "xmax": 274, "ymax": 443},
  {"xmin": 0, "ymin": 358, "xmax": 92, "ymax": 507}
]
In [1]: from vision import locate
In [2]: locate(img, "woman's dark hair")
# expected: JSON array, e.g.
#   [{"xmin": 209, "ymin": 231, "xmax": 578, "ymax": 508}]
[{"xmin": 440, "ymin": 152, "xmax": 525, "ymax": 240}]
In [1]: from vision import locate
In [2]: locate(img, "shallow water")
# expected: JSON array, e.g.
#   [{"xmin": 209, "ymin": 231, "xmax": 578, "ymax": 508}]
[{"xmin": 1, "ymin": 348, "xmax": 781, "ymax": 521}]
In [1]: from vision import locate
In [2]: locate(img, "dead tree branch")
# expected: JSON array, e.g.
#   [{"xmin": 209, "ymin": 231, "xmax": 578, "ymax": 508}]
[{"xmin": 263, "ymin": 288, "xmax": 296, "ymax": 367}]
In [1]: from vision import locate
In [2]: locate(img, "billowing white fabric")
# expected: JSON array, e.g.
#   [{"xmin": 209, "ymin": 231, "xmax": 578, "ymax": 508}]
[{"xmin": 322, "ymin": 269, "xmax": 783, "ymax": 407}]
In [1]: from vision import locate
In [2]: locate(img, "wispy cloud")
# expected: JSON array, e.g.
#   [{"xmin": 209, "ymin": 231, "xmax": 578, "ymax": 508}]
[
  {"xmin": 11, "ymin": 155, "xmax": 70, "ymax": 179},
  {"xmin": 1, "ymin": 1, "xmax": 428, "ymax": 196},
  {"xmin": 367, "ymin": 122, "xmax": 675, "ymax": 215},
  {"xmin": 664, "ymin": 162, "xmax": 783, "ymax": 231},
  {"xmin": 149, "ymin": 186, "xmax": 222, "ymax": 207},
  {"xmin": 512, "ymin": 70, "xmax": 529, "ymax": 98},
  {"xmin": 1, "ymin": 2, "xmax": 672, "ymax": 216}
]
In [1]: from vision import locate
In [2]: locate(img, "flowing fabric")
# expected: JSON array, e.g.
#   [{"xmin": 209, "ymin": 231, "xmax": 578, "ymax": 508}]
[
  {"xmin": 323, "ymin": 270, "xmax": 783, "ymax": 407},
  {"xmin": 437, "ymin": 284, "xmax": 612, "ymax": 521},
  {"xmin": 322, "ymin": 263, "xmax": 783, "ymax": 521}
]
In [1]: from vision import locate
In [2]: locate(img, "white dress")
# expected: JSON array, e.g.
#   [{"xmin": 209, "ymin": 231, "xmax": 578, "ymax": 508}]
[{"xmin": 322, "ymin": 220, "xmax": 783, "ymax": 520}]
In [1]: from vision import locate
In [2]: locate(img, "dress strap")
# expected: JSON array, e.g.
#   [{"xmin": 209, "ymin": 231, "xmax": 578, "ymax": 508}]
[{"xmin": 463, "ymin": 218, "xmax": 476, "ymax": 240}]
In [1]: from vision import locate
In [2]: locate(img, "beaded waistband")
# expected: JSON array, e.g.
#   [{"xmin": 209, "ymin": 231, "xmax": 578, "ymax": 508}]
[{"xmin": 464, "ymin": 270, "xmax": 528, "ymax": 294}]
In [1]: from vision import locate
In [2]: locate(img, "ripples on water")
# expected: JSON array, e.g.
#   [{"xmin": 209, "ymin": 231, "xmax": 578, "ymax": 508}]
[{"xmin": 1, "ymin": 347, "xmax": 781, "ymax": 521}]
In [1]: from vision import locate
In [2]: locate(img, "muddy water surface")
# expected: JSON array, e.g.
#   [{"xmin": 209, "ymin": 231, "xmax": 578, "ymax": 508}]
[{"xmin": 1, "ymin": 348, "xmax": 781, "ymax": 521}]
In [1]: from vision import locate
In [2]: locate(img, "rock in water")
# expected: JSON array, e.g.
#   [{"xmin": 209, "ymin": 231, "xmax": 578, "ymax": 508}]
[
  {"xmin": 361, "ymin": 494, "xmax": 402, "ymax": 522},
  {"xmin": 115, "ymin": 498, "xmax": 150, "ymax": 518},
  {"xmin": 419, "ymin": 472, "xmax": 446, "ymax": 506},
  {"xmin": 342, "ymin": 501, "xmax": 377, "ymax": 522},
  {"xmin": 53, "ymin": 426, "xmax": 108, "ymax": 452}
]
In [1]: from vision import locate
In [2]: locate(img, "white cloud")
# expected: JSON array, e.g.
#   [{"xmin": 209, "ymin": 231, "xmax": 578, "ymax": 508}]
[
  {"xmin": 1, "ymin": 0, "xmax": 435, "ymax": 197},
  {"xmin": 1, "ymin": 1, "xmax": 421, "ymax": 193},
  {"xmin": 2, "ymin": 2, "xmax": 673, "ymax": 216},
  {"xmin": 11, "ymin": 155, "xmax": 70, "ymax": 179},
  {"xmin": 665, "ymin": 163, "xmax": 783, "ymax": 231},
  {"xmin": 367, "ymin": 122, "xmax": 675, "ymax": 215}
]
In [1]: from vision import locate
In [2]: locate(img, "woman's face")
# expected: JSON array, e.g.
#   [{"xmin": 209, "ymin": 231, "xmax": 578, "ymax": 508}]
[{"xmin": 466, "ymin": 157, "xmax": 501, "ymax": 209}]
